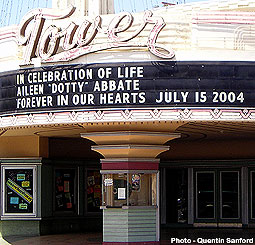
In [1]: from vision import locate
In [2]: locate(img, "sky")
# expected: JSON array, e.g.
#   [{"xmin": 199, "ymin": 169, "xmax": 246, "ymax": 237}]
[
  {"xmin": 0, "ymin": 0, "xmax": 207, "ymax": 27},
  {"xmin": 114, "ymin": 0, "xmax": 205, "ymax": 12}
]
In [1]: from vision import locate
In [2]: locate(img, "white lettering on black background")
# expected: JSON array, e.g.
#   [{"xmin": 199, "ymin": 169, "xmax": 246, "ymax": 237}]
[
  {"xmin": 16, "ymin": 66, "xmax": 148, "ymax": 109},
  {"xmin": 0, "ymin": 61, "xmax": 252, "ymax": 115}
]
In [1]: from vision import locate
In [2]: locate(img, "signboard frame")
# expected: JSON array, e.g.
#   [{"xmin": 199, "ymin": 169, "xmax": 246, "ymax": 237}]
[
  {"xmin": 1, "ymin": 61, "xmax": 255, "ymax": 117},
  {"xmin": 1, "ymin": 165, "xmax": 37, "ymax": 218},
  {"xmin": 86, "ymin": 169, "xmax": 102, "ymax": 213},
  {"xmin": 53, "ymin": 167, "xmax": 77, "ymax": 213}
]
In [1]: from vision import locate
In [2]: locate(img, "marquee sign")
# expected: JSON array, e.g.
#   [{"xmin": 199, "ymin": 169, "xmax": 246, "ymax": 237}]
[
  {"xmin": 0, "ymin": 61, "xmax": 254, "ymax": 115},
  {"xmin": 18, "ymin": 7, "xmax": 174, "ymax": 65}
]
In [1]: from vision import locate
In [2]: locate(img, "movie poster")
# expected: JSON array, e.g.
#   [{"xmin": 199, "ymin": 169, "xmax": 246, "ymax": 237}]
[
  {"xmin": 87, "ymin": 170, "xmax": 101, "ymax": 212},
  {"xmin": 5, "ymin": 168, "xmax": 33, "ymax": 213},
  {"xmin": 55, "ymin": 169, "xmax": 75, "ymax": 212}
]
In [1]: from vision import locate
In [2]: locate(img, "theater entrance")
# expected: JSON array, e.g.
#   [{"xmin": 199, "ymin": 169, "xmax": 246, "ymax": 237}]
[
  {"xmin": 162, "ymin": 168, "xmax": 188, "ymax": 226},
  {"xmin": 162, "ymin": 167, "xmax": 242, "ymax": 227},
  {"xmin": 194, "ymin": 169, "xmax": 241, "ymax": 224}
]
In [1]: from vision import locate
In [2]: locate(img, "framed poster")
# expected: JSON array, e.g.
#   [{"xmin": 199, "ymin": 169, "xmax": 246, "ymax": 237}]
[
  {"xmin": 55, "ymin": 168, "xmax": 76, "ymax": 212},
  {"xmin": 118, "ymin": 188, "xmax": 126, "ymax": 200},
  {"xmin": 1, "ymin": 166, "xmax": 37, "ymax": 216},
  {"xmin": 131, "ymin": 174, "xmax": 141, "ymax": 192},
  {"xmin": 86, "ymin": 170, "xmax": 101, "ymax": 212}
]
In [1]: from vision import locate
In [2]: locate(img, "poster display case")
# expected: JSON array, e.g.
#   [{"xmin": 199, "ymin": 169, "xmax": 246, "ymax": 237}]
[
  {"xmin": 86, "ymin": 170, "xmax": 101, "ymax": 212},
  {"xmin": 54, "ymin": 168, "xmax": 76, "ymax": 212},
  {"xmin": 1, "ymin": 165, "xmax": 38, "ymax": 218}
]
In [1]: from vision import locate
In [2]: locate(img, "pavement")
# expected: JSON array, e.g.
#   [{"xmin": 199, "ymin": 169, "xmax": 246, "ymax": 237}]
[
  {"xmin": 2, "ymin": 233, "xmax": 102, "ymax": 245},
  {"xmin": 2, "ymin": 228, "xmax": 255, "ymax": 245}
]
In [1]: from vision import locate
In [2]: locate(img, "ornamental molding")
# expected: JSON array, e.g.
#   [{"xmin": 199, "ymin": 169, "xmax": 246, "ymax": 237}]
[{"xmin": 0, "ymin": 108, "xmax": 255, "ymax": 128}]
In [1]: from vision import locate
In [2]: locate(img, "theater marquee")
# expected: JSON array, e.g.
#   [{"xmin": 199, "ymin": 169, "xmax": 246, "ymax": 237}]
[
  {"xmin": 0, "ymin": 61, "xmax": 254, "ymax": 115},
  {"xmin": 18, "ymin": 7, "xmax": 175, "ymax": 65}
]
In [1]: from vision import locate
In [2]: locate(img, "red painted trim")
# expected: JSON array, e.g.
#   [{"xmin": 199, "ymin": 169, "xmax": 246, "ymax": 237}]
[
  {"xmin": 103, "ymin": 242, "xmax": 160, "ymax": 245},
  {"xmin": 0, "ymin": 32, "xmax": 16, "ymax": 37},
  {"xmin": 0, "ymin": 32, "xmax": 17, "ymax": 41},
  {"xmin": 101, "ymin": 161, "xmax": 159, "ymax": 170}
]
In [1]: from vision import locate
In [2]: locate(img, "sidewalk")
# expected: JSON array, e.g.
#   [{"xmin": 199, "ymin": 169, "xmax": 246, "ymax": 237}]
[
  {"xmin": 3, "ymin": 233, "xmax": 102, "ymax": 245},
  {"xmin": 2, "ymin": 228, "xmax": 255, "ymax": 245}
]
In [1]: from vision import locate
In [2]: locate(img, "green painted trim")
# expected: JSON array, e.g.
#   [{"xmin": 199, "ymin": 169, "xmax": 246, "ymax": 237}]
[
  {"xmin": 0, "ymin": 220, "xmax": 40, "ymax": 237},
  {"xmin": 0, "ymin": 158, "xmax": 42, "ymax": 164},
  {"xmin": 128, "ymin": 216, "xmax": 156, "ymax": 220},
  {"xmin": 104, "ymin": 228, "xmax": 128, "ymax": 233},
  {"xmin": 128, "ymin": 228, "xmax": 156, "ymax": 232},
  {"xmin": 128, "ymin": 236, "xmax": 156, "ymax": 242},
  {"xmin": 127, "ymin": 231, "xmax": 156, "ymax": 236},
  {"xmin": 128, "ymin": 214, "xmax": 157, "ymax": 217},
  {"xmin": 103, "ymin": 208, "xmax": 157, "ymax": 243},
  {"xmin": 104, "ymin": 237, "xmax": 128, "ymax": 242},
  {"xmin": 104, "ymin": 213, "xmax": 127, "ymax": 216},
  {"xmin": 105, "ymin": 223, "xmax": 155, "ymax": 228}
]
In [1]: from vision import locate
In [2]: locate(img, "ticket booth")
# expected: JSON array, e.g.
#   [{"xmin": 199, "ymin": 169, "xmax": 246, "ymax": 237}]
[
  {"xmin": 81, "ymin": 131, "xmax": 180, "ymax": 244},
  {"xmin": 101, "ymin": 170, "xmax": 159, "ymax": 243}
]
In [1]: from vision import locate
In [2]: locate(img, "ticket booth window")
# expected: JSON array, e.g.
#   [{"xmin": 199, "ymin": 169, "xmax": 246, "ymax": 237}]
[
  {"xmin": 1, "ymin": 166, "xmax": 37, "ymax": 217},
  {"xmin": 101, "ymin": 171, "xmax": 157, "ymax": 207},
  {"xmin": 55, "ymin": 169, "xmax": 76, "ymax": 212}
]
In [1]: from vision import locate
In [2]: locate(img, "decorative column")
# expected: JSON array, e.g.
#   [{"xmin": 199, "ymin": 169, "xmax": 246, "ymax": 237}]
[{"xmin": 81, "ymin": 131, "xmax": 180, "ymax": 244}]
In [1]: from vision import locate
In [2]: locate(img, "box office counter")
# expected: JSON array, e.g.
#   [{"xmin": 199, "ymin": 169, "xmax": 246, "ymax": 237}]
[{"xmin": 100, "ymin": 170, "xmax": 160, "ymax": 243}]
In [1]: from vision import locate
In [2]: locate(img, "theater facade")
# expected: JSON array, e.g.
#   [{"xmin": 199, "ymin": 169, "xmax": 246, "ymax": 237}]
[{"xmin": 1, "ymin": 0, "xmax": 255, "ymax": 243}]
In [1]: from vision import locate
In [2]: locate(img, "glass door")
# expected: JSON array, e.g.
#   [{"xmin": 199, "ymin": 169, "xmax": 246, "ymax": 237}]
[
  {"xmin": 195, "ymin": 170, "xmax": 240, "ymax": 223},
  {"xmin": 220, "ymin": 171, "xmax": 240, "ymax": 221},
  {"xmin": 251, "ymin": 171, "xmax": 255, "ymax": 220},
  {"xmin": 196, "ymin": 171, "xmax": 216, "ymax": 221}
]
